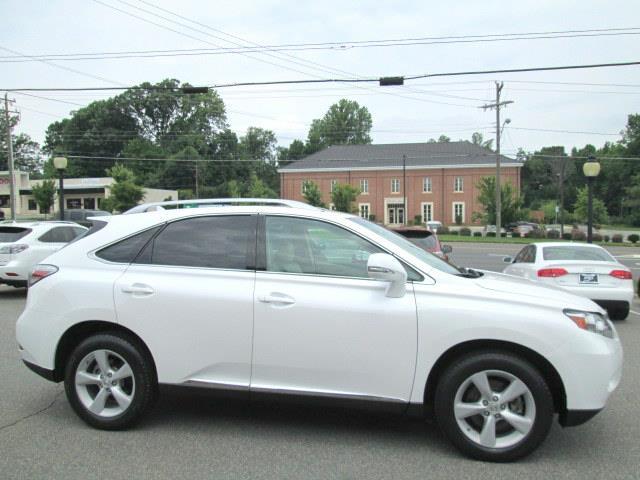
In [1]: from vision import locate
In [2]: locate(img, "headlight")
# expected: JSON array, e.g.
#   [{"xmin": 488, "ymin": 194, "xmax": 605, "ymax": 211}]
[{"xmin": 564, "ymin": 309, "xmax": 614, "ymax": 338}]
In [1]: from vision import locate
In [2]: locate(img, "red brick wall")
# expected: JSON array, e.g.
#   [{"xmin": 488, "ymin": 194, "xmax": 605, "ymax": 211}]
[{"xmin": 281, "ymin": 167, "xmax": 521, "ymax": 225}]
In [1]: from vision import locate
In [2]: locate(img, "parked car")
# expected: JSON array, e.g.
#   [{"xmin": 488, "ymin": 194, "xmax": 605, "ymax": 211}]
[
  {"xmin": 64, "ymin": 209, "xmax": 111, "ymax": 228},
  {"xmin": 502, "ymin": 242, "xmax": 633, "ymax": 320},
  {"xmin": 17, "ymin": 204, "xmax": 622, "ymax": 462},
  {"xmin": 0, "ymin": 221, "xmax": 87, "ymax": 288},
  {"xmin": 505, "ymin": 222, "xmax": 541, "ymax": 236},
  {"xmin": 391, "ymin": 226, "xmax": 452, "ymax": 261}
]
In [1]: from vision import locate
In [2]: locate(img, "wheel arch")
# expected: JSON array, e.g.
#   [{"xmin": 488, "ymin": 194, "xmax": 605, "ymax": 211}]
[
  {"xmin": 423, "ymin": 339, "xmax": 567, "ymax": 416},
  {"xmin": 53, "ymin": 320, "xmax": 157, "ymax": 383}
]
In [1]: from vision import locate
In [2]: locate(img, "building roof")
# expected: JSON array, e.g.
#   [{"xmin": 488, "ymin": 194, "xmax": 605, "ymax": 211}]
[{"xmin": 278, "ymin": 141, "xmax": 520, "ymax": 172}]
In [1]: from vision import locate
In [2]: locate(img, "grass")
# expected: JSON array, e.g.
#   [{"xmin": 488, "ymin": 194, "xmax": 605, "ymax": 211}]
[
  {"xmin": 601, "ymin": 224, "xmax": 640, "ymax": 232},
  {"xmin": 438, "ymin": 234, "xmax": 640, "ymax": 247}
]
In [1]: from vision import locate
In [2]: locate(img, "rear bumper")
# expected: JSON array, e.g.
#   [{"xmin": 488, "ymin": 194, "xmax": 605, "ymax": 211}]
[{"xmin": 559, "ymin": 285, "xmax": 634, "ymax": 304}]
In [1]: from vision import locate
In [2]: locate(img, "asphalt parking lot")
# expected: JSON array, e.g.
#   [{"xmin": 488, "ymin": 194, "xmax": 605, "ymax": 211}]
[{"xmin": 1, "ymin": 243, "xmax": 639, "ymax": 479}]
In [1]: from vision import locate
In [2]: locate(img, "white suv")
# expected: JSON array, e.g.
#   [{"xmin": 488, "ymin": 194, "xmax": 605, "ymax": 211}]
[
  {"xmin": 16, "ymin": 205, "xmax": 622, "ymax": 462},
  {"xmin": 0, "ymin": 221, "xmax": 87, "ymax": 288}
]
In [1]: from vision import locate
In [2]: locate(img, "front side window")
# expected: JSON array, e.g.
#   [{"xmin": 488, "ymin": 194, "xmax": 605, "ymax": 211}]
[
  {"xmin": 423, "ymin": 177, "xmax": 432, "ymax": 193},
  {"xmin": 391, "ymin": 178, "xmax": 400, "ymax": 193},
  {"xmin": 265, "ymin": 216, "xmax": 382, "ymax": 278},
  {"xmin": 454, "ymin": 176, "xmax": 464, "ymax": 192},
  {"xmin": 96, "ymin": 226, "xmax": 162, "ymax": 263},
  {"xmin": 144, "ymin": 215, "xmax": 256, "ymax": 270}
]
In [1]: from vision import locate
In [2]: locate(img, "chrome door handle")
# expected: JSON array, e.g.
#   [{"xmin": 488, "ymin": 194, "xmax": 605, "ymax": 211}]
[
  {"xmin": 121, "ymin": 284, "xmax": 155, "ymax": 295},
  {"xmin": 258, "ymin": 294, "xmax": 295, "ymax": 305}
]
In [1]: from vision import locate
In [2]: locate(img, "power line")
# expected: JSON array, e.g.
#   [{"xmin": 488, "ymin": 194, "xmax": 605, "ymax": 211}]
[{"xmin": 2, "ymin": 27, "xmax": 639, "ymax": 63}]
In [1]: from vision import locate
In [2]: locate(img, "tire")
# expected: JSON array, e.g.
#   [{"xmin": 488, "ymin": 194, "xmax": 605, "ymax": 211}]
[
  {"xmin": 609, "ymin": 305, "xmax": 629, "ymax": 321},
  {"xmin": 434, "ymin": 351, "xmax": 554, "ymax": 462},
  {"xmin": 64, "ymin": 332, "xmax": 157, "ymax": 430}
]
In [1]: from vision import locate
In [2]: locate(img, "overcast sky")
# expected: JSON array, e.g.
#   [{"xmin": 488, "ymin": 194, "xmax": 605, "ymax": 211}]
[{"xmin": 2, "ymin": 0, "xmax": 639, "ymax": 157}]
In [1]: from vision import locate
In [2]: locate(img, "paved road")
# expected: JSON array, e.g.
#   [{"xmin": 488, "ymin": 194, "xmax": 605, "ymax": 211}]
[{"xmin": 1, "ymin": 247, "xmax": 639, "ymax": 479}]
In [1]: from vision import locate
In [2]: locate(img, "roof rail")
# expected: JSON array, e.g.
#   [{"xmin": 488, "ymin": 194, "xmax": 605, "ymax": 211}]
[{"xmin": 123, "ymin": 198, "xmax": 319, "ymax": 214}]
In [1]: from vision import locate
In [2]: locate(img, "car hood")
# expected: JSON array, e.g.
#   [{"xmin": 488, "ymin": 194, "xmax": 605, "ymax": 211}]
[{"xmin": 473, "ymin": 270, "xmax": 603, "ymax": 312}]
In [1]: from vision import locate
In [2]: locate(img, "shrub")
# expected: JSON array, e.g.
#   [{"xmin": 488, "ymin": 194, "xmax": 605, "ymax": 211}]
[
  {"xmin": 612, "ymin": 234, "xmax": 623, "ymax": 243},
  {"xmin": 546, "ymin": 229, "xmax": 560, "ymax": 239},
  {"xmin": 572, "ymin": 230, "xmax": 587, "ymax": 241},
  {"xmin": 562, "ymin": 232, "xmax": 572, "ymax": 240},
  {"xmin": 628, "ymin": 234, "xmax": 639, "ymax": 244},
  {"xmin": 414, "ymin": 215, "xmax": 422, "ymax": 225},
  {"xmin": 500, "ymin": 232, "xmax": 507, "ymax": 238},
  {"xmin": 455, "ymin": 214, "xmax": 463, "ymax": 226},
  {"xmin": 526, "ymin": 229, "xmax": 546, "ymax": 239},
  {"xmin": 450, "ymin": 230, "xmax": 459, "ymax": 236},
  {"xmin": 460, "ymin": 227, "xmax": 472, "ymax": 236},
  {"xmin": 592, "ymin": 233, "xmax": 603, "ymax": 242},
  {"xmin": 437, "ymin": 225, "xmax": 449, "ymax": 234},
  {"xmin": 473, "ymin": 231, "xmax": 482, "ymax": 237},
  {"xmin": 604, "ymin": 235, "xmax": 610, "ymax": 242},
  {"xmin": 368, "ymin": 214, "xmax": 376, "ymax": 222},
  {"xmin": 486, "ymin": 232, "xmax": 496, "ymax": 237}
]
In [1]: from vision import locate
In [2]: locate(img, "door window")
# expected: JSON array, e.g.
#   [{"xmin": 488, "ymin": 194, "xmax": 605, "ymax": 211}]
[
  {"xmin": 265, "ymin": 216, "xmax": 382, "ymax": 278},
  {"xmin": 97, "ymin": 226, "xmax": 162, "ymax": 263},
  {"xmin": 144, "ymin": 215, "xmax": 256, "ymax": 270},
  {"xmin": 39, "ymin": 226, "xmax": 85, "ymax": 243}
]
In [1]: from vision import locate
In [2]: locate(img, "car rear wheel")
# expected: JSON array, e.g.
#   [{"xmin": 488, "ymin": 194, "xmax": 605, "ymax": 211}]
[
  {"xmin": 64, "ymin": 332, "xmax": 157, "ymax": 430},
  {"xmin": 434, "ymin": 351, "xmax": 554, "ymax": 462}
]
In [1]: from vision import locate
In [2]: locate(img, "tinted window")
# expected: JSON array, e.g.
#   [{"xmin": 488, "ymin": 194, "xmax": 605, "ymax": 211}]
[
  {"xmin": 0, "ymin": 227, "xmax": 32, "ymax": 242},
  {"xmin": 266, "ymin": 216, "xmax": 382, "ymax": 278},
  {"xmin": 96, "ymin": 226, "xmax": 162, "ymax": 263},
  {"xmin": 39, "ymin": 226, "xmax": 85, "ymax": 243},
  {"xmin": 542, "ymin": 246, "xmax": 614, "ymax": 262},
  {"xmin": 145, "ymin": 215, "xmax": 255, "ymax": 270}
]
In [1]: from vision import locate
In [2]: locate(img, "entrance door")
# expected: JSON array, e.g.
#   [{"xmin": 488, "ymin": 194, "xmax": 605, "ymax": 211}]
[{"xmin": 387, "ymin": 203, "xmax": 405, "ymax": 225}]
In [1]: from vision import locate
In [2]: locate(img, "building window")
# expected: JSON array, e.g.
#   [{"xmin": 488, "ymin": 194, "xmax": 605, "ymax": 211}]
[
  {"xmin": 421, "ymin": 202, "xmax": 434, "ymax": 223},
  {"xmin": 0, "ymin": 195, "xmax": 9, "ymax": 207},
  {"xmin": 66, "ymin": 198, "xmax": 81, "ymax": 209},
  {"xmin": 330, "ymin": 179, "xmax": 338, "ymax": 193},
  {"xmin": 84, "ymin": 198, "xmax": 96, "ymax": 209},
  {"xmin": 454, "ymin": 176, "xmax": 464, "ymax": 192},
  {"xmin": 28, "ymin": 199, "xmax": 37, "ymax": 211},
  {"xmin": 358, "ymin": 203, "xmax": 370, "ymax": 219},
  {"xmin": 391, "ymin": 178, "xmax": 400, "ymax": 194},
  {"xmin": 453, "ymin": 202, "xmax": 465, "ymax": 224},
  {"xmin": 359, "ymin": 179, "xmax": 369, "ymax": 194},
  {"xmin": 422, "ymin": 177, "xmax": 432, "ymax": 193}
]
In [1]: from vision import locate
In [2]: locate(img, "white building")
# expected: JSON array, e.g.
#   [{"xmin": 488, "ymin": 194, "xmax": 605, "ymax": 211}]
[{"xmin": 0, "ymin": 171, "xmax": 178, "ymax": 217}]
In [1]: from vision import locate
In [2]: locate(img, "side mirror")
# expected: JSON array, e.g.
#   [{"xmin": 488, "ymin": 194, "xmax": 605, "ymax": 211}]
[
  {"xmin": 441, "ymin": 244, "xmax": 452, "ymax": 254},
  {"xmin": 503, "ymin": 256, "xmax": 514, "ymax": 263},
  {"xmin": 367, "ymin": 253, "xmax": 407, "ymax": 298}
]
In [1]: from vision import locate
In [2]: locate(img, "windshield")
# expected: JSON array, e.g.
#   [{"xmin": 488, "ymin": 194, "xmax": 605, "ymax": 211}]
[
  {"xmin": 0, "ymin": 227, "xmax": 32, "ymax": 243},
  {"xmin": 542, "ymin": 246, "xmax": 615, "ymax": 262},
  {"xmin": 349, "ymin": 217, "xmax": 461, "ymax": 275}
]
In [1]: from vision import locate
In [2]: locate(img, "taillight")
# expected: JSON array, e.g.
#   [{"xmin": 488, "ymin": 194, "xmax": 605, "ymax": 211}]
[
  {"xmin": 0, "ymin": 244, "xmax": 29, "ymax": 255},
  {"xmin": 610, "ymin": 269, "xmax": 632, "ymax": 280},
  {"xmin": 29, "ymin": 264, "xmax": 59, "ymax": 287},
  {"xmin": 537, "ymin": 268, "xmax": 568, "ymax": 278}
]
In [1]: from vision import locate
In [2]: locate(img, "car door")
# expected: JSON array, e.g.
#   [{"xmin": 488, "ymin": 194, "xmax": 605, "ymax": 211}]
[
  {"xmin": 504, "ymin": 245, "xmax": 531, "ymax": 278},
  {"xmin": 113, "ymin": 214, "xmax": 257, "ymax": 388},
  {"xmin": 251, "ymin": 215, "xmax": 418, "ymax": 404}
]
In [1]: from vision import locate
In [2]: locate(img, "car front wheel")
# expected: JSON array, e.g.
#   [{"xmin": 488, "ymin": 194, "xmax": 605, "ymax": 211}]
[
  {"xmin": 434, "ymin": 351, "xmax": 554, "ymax": 462},
  {"xmin": 64, "ymin": 332, "xmax": 157, "ymax": 430}
]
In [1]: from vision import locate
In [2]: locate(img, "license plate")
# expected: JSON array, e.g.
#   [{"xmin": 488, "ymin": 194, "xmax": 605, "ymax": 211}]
[{"xmin": 580, "ymin": 273, "xmax": 598, "ymax": 284}]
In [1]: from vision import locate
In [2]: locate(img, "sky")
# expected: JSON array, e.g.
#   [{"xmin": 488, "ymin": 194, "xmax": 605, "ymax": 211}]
[{"xmin": 2, "ymin": 0, "xmax": 640, "ymax": 158}]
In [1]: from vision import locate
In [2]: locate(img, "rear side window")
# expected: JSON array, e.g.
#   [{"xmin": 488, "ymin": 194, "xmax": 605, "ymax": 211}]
[
  {"xmin": 39, "ymin": 226, "xmax": 86, "ymax": 243},
  {"xmin": 0, "ymin": 227, "xmax": 32, "ymax": 242},
  {"xmin": 96, "ymin": 226, "xmax": 162, "ymax": 263},
  {"xmin": 139, "ymin": 215, "xmax": 256, "ymax": 270}
]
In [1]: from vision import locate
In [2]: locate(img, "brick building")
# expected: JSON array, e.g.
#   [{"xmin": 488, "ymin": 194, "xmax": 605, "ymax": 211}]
[{"xmin": 279, "ymin": 142, "xmax": 522, "ymax": 226}]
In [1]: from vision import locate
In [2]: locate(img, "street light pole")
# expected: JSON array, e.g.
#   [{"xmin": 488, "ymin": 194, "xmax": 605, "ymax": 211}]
[
  {"xmin": 53, "ymin": 156, "xmax": 68, "ymax": 221},
  {"xmin": 583, "ymin": 156, "xmax": 601, "ymax": 244}
]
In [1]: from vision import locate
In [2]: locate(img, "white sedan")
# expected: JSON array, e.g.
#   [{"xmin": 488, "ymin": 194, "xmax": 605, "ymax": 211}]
[{"xmin": 503, "ymin": 242, "xmax": 634, "ymax": 320}]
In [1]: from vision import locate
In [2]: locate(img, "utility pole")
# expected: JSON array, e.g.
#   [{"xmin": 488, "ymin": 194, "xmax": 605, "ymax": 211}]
[
  {"xmin": 4, "ymin": 93, "xmax": 17, "ymax": 221},
  {"xmin": 480, "ymin": 82, "xmax": 513, "ymax": 235},
  {"xmin": 195, "ymin": 160, "xmax": 199, "ymax": 199}
]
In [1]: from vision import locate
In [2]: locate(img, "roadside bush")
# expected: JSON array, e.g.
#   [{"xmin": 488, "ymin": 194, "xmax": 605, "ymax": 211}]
[
  {"xmin": 592, "ymin": 233, "xmax": 603, "ymax": 242},
  {"xmin": 460, "ymin": 227, "xmax": 471, "ymax": 236},
  {"xmin": 450, "ymin": 230, "xmax": 459, "ymax": 236},
  {"xmin": 368, "ymin": 214, "xmax": 376, "ymax": 222},
  {"xmin": 526, "ymin": 229, "xmax": 546, "ymax": 239},
  {"xmin": 572, "ymin": 230, "xmax": 587, "ymax": 241},
  {"xmin": 546, "ymin": 229, "xmax": 560, "ymax": 239},
  {"xmin": 437, "ymin": 225, "xmax": 449, "ymax": 234},
  {"xmin": 486, "ymin": 232, "xmax": 496, "ymax": 237},
  {"xmin": 562, "ymin": 232, "xmax": 572, "ymax": 240},
  {"xmin": 473, "ymin": 232, "xmax": 482, "ymax": 237},
  {"xmin": 612, "ymin": 234, "xmax": 623, "ymax": 243},
  {"xmin": 628, "ymin": 234, "xmax": 639, "ymax": 244},
  {"xmin": 500, "ymin": 232, "xmax": 507, "ymax": 238},
  {"xmin": 414, "ymin": 215, "xmax": 422, "ymax": 225},
  {"xmin": 604, "ymin": 235, "xmax": 610, "ymax": 242}
]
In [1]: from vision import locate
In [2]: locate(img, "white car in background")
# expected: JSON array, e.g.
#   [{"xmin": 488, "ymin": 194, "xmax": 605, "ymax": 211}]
[
  {"xmin": 16, "ymin": 205, "xmax": 623, "ymax": 462},
  {"xmin": 0, "ymin": 221, "xmax": 87, "ymax": 288},
  {"xmin": 503, "ymin": 242, "xmax": 634, "ymax": 320}
]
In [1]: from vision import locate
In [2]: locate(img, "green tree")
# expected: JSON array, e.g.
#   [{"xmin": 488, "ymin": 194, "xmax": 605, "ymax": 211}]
[
  {"xmin": 622, "ymin": 173, "xmax": 640, "ymax": 226},
  {"xmin": 474, "ymin": 176, "xmax": 522, "ymax": 225},
  {"xmin": 246, "ymin": 172, "xmax": 276, "ymax": 198},
  {"xmin": 573, "ymin": 186, "xmax": 609, "ymax": 224},
  {"xmin": 305, "ymin": 99, "xmax": 372, "ymax": 154},
  {"xmin": 302, "ymin": 181, "xmax": 326, "ymax": 208},
  {"xmin": 1, "ymin": 110, "xmax": 43, "ymax": 176},
  {"xmin": 471, "ymin": 132, "xmax": 493, "ymax": 150},
  {"xmin": 428, "ymin": 135, "xmax": 451, "ymax": 143},
  {"xmin": 331, "ymin": 184, "xmax": 360, "ymax": 213},
  {"xmin": 102, "ymin": 164, "xmax": 145, "ymax": 213},
  {"xmin": 31, "ymin": 179, "xmax": 56, "ymax": 215}
]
